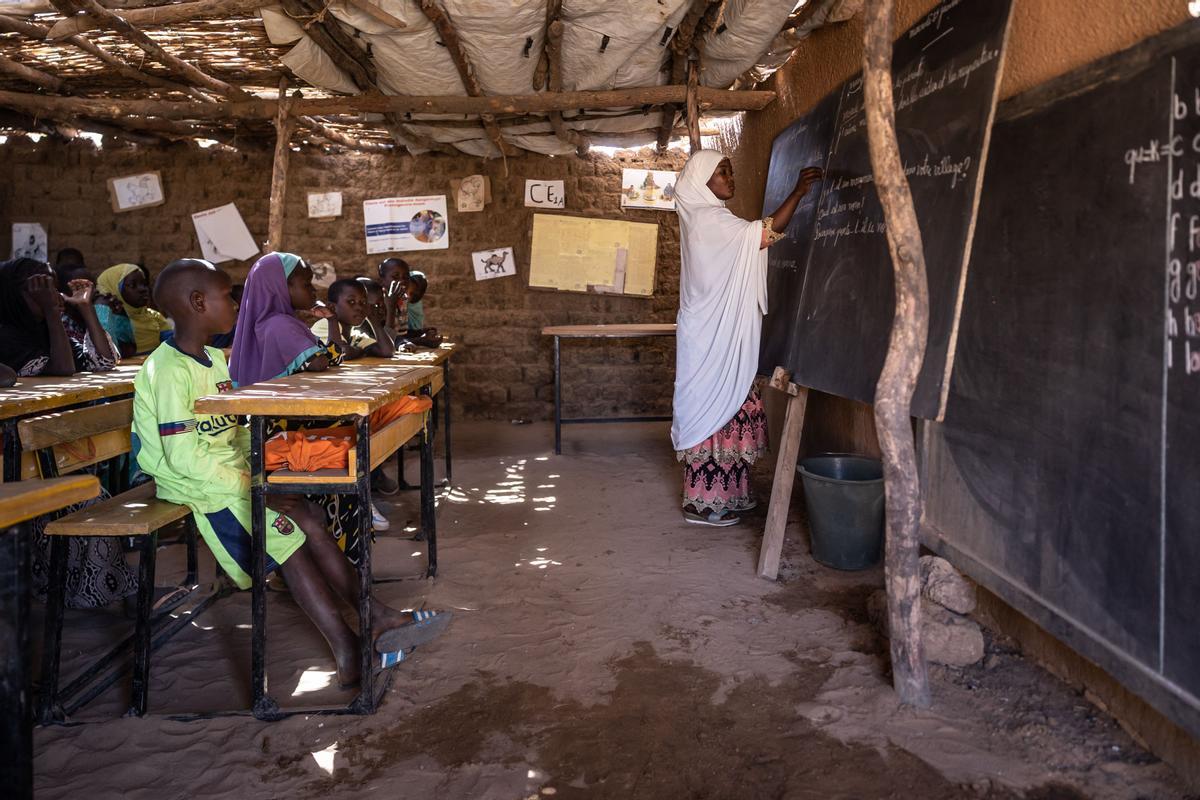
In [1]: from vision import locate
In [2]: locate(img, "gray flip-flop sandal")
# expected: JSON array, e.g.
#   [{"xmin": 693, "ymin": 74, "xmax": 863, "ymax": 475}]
[
  {"xmin": 374, "ymin": 609, "xmax": 453, "ymax": 653},
  {"xmin": 683, "ymin": 510, "xmax": 740, "ymax": 527}
]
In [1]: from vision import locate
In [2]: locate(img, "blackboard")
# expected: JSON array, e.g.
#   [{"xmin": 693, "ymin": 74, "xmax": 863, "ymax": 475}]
[
  {"xmin": 758, "ymin": 91, "xmax": 840, "ymax": 375},
  {"xmin": 758, "ymin": 0, "xmax": 1013, "ymax": 420},
  {"xmin": 922, "ymin": 20, "xmax": 1200, "ymax": 738}
]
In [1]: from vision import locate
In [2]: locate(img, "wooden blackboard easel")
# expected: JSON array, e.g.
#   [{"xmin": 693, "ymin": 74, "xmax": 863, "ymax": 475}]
[{"xmin": 756, "ymin": 368, "xmax": 809, "ymax": 580}]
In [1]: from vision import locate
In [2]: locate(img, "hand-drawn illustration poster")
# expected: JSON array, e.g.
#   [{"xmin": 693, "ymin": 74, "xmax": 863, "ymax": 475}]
[
  {"xmin": 457, "ymin": 175, "xmax": 486, "ymax": 212},
  {"xmin": 364, "ymin": 195, "xmax": 450, "ymax": 253},
  {"xmin": 10, "ymin": 223, "xmax": 47, "ymax": 261},
  {"xmin": 472, "ymin": 246, "xmax": 515, "ymax": 281},
  {"xmin": 308, "ymin": 191, "xmax": 343, "ymax": 219},
  {"xmin": 525, "ymin": 179, "xmax": 565, "ymax": 209},
  {"xmin": 619, "ymin": 168, "xmax": 678, "ymax": 211},
  {"xmin": 108, "ymin": 171, "xmax": 165, "ymax": 213},
  {"xmin": 310, "ymin": 260, "xmax": 337, "ymax": 291},
  {"xmin": 190, "ymin": 203, "xmax": 259, "ymax": 264}
]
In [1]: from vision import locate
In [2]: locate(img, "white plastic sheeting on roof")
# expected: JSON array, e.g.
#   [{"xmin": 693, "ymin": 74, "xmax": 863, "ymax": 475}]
[
  {"xmin": 257, "ymin": 0, "xmax": 850, "ymax": 156},
  {"xmin": 700, "ymin": 0, "xmax": 801, "ymax": 88}
]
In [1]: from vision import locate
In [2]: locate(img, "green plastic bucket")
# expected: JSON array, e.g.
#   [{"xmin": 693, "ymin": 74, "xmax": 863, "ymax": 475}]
[{"xmin": 797, "ymin": 454, "xmax": 884, "ymax": 571}]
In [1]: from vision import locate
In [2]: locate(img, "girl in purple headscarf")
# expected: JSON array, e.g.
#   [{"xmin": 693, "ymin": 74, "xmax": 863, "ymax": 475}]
[{"xmin": 229, "ymin": 252, "xmax": 338, "ymax": 386}]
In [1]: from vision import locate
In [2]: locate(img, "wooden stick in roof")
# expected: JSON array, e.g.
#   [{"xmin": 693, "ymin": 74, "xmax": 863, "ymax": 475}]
[
  {"xmin": 545, "ymin": 19, "xmax": 589, "ymax": 157},
  {"xmin": 45, "ymin": 0, "xmax": 273, "ymax": 40},
  {"xmin": 862, "ymin": 0, "xmax": 932, "ymax": 708},
  {"xmin": 50, "ymin": 0, "xmax": 251, "ymax": 100},
  {"xmin": 658, "ymin": 0, "xmax": 718, "ymax": 153},
  {"xmin": 418, "ymin": 0, "xmax": 517, "ymax": 158},
  {"xmin": 0, "ymin": 86, "xmax": 776, "ymax": 120},
  {"xmin": 0, "ymin": 53, "xmax": 67, "ymax": 93}
]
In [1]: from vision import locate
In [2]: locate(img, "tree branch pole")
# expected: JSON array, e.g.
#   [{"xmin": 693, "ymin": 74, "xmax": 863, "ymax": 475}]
[
  {"xmin": 862, "ymin": 0, "xmax": 931, "ymax": 708},
  {"xmin": 0, "ymin": 53, "xmax": 66, "ymax": 93},
  {"xmin": 267, "ymin": 80, "xmax": 295, "ymax": 253},
  {"xmin": 686, "ymin": 58, "xmax": 701, "ymax": 153},
  {"xmin": 46, "ymin": 0, "xmax": 270, "ymax": 39},
  {"xmin": 545, "ymin": 19, "xmax": 589, "ymax": 156}
]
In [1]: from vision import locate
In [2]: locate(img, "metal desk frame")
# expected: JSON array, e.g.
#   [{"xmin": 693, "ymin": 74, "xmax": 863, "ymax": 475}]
[{"xmin": 544, "ymin": 324, "xmax": 677, "ymax": 455}]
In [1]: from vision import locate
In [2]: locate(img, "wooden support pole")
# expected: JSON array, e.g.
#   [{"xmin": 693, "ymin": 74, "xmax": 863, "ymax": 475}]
[
  {"xmin": 757, "ymin": 369, "xmax": 809, "ymax": 580},
  {"xmin": 862, "ymin": 0, "xmax": 931, "ymax": 709},
  {"xmin": 419, "ymin": 0, "xmax": 516, "ymax": 157},
  {"xmin": 46, "ymin": 0, "xmax": 270, "ymax": 39},
  {"xmin": 0, "ymin": 86, "xmax": 776, "ymax": 120},
  {"xmin": 55, "ymin": 0, "xmax": 250, "ymax": 99},
  {"xmin": 0, "ymin": 53, "xmax": 66, "ymax": 93},
  {"xmin": 267, "ymin": 81, "xmax": 294, "ymax": 253}
]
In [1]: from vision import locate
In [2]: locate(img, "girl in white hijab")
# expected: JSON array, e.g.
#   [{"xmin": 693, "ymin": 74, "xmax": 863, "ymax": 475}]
[{"xmin": 672, "ymin": 149, "xmax": 822, "ymax": 526}]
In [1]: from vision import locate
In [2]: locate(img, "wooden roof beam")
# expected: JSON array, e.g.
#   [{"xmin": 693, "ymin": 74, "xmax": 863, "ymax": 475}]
[
  {"xmin": 419, "ymin": 0, "xmax": 516, "ymax": 158},
  {"xmin": 658, "ymin": 0, "xmax": 720, "ymax": 152},
  {"xmin": 0, "ymin": 53, "xmax": 67, "ymax": 93},
  {"xmin": 278, "ymin": 0, "xmax": 375, "ymax": 90},
  {"xmin": 298, "ymin": 117, "xmax": 395, "ymax": 153},
  {"xmin": 47, "ymin": 0, "xmax": 272, "ymax": 40},
  {"xmin": 0, "ymin": 86, "xmax": 776, "ymax": 120},
  {"xmin": 51, "ymin": 0, "xmax": 251, "ymax": 99},
  {"xmin": 545, "ymin": 19, "xmax": 588, "ymax": 157}
]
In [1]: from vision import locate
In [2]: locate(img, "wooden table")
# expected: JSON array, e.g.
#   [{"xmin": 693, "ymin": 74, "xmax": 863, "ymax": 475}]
[
  {"xmin": 541, "ymin": 324, "xmax": 676, "ymax": 454},
  {"xmin": 0, "ymin": 475, "xmax": 100, "ymax": 800},
  {"xmin": 361, "ymin": 342, "xmax": 459, "ymax": 484},
  {"xmin": 0, "ymin": 365, "xmax": 143, "ymax": 482},
  {"xmin": 194, "ymin": 362, "xmax": 440, "ymax": 720}
]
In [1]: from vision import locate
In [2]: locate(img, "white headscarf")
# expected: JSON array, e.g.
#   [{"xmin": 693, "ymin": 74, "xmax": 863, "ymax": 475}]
[{"xmin": 671, "ymin": 149, "xmax": 769, "ymax": 452}]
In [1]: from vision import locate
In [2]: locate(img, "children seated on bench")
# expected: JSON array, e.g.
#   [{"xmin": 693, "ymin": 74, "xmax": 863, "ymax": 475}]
[
  {"xmin": 311, "ymin": 278, "xmax": 395, "ymax": 360},
  {"xmin": 54, "ymin": 258, "xmax": 120, "ymax": 372},
  {"xmin": 229, "ymin": 253, "xmax": 430, "ymax": 543},
  {"xmin": 133, "ymin": 259, "xmax": 449, "ymax": 686},
  {"xmin": 377, "ymin": 257, "xmax": 410, "ymax": 341}
]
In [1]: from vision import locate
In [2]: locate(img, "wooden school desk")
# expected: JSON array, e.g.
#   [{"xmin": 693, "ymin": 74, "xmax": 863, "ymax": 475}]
[
  {"xmin": 541, "ymin": 324, "xmax": 676, "ymax": 454},
  {"xmin": 362, "ymin": 341, "xmax": 459, "ymax": 483},
  {"xmin": 0, "ymin": 365, "xmax": 143, "ymax": 482},
  {"xmin": 194, "ymin": 362, "xmax": 440, "ymax": 720},
  {"xmin": 0, "ymin": 475, "xmax": 101, "ymax": 800}
]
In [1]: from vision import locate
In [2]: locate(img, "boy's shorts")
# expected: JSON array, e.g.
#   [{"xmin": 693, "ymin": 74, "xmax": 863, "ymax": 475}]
[{"xmin": 192, "ymin": 502, "xmax": 306, "ymax": 590}]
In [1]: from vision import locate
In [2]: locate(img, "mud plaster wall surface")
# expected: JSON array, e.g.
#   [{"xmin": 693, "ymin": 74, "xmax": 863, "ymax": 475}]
[
  {"xmin": 723, "ymin": 0, "xmax": 1191, "ymax": 458},
  {"xmin": 0, "ymin": 142, "xmax": 686, "ymax": 420}
]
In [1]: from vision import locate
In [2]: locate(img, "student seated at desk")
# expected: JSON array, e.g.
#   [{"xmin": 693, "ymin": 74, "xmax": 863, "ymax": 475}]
[
  {"xmin": 377, "ymin": 257, "xmax": 411, "ymax": 341},
  {"xmin": 402, "ymin": 271, "xmax": 442, "ymax": 349},
  {"xmin": 97, "ymin": 264, "xmax": 173, "ymax": 357},
  {"xmin": 355, "ymin": 277, "xmax": 411, "ymax": 356},
  {"xmin": 311, "ymin": 279, "xmax": 395, "ymax": 360},
  {"xmin": 0, "ymin": 257, "xmax": 103, "ymax": 378},
  {"xmin": 53, "ymin": 259, "xmax": 120, "ymax": 372},
  {"xmin": 230, "ymin": 253, "xmax": 430, "ymax": 542},
  {"xmin": 134, "ymin": 259, "xmax": 450, "ymax": 686}
]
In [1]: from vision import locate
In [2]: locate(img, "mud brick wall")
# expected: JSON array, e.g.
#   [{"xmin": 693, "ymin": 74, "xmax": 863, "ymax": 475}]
[{"xmin": 0, "ymin": 137, "xmax": 686, "ymax": 420}]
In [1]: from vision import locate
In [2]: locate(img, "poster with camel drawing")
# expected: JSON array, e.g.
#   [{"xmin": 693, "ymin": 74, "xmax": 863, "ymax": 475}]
[{"xmin": 472, "ymin": 246, "xmax": 515, "ymax": 281}]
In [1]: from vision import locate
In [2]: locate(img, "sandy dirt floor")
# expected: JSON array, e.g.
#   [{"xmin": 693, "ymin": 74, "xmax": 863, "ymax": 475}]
[{"xmin": 32, "ymin": 421, "xmax": 1197, "ymax": 799}]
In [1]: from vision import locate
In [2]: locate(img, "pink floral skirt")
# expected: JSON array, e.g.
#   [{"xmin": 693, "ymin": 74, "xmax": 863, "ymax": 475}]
[{"xmin": 676, "ymin": 389, "xmax": 768, "ymax": 514}]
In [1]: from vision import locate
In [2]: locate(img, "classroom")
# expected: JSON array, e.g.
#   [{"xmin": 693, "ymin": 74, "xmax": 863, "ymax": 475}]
[{"xmin": 0, "ymin": 0, "xmax": 1198, "ymax": 797}]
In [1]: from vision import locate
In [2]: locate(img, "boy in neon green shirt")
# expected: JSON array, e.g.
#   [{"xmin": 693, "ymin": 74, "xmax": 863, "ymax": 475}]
[{"xmin": 132, "ymin": 259, "xmax": 450, "ymax": 687}]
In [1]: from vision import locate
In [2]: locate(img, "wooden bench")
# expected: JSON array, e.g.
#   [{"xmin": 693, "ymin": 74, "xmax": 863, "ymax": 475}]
[{"xmin": 20, "ymin": 400, "xmax": 198, "ymax": 721}]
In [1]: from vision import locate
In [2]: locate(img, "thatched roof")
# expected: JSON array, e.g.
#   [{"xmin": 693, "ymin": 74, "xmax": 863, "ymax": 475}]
[{"xmin": 0, "ymin": 0, "xmax": 860, "ymax": 154}]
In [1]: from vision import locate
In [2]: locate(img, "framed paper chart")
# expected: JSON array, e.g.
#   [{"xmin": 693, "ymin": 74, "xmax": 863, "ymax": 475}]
[
  {"xmin": 107, "ymin": 171, "xmax": 165, "ymax": 213},
  {"xmin": 619, "ymin": 168, "xmax": 677, "ymax": 211},
  {"xmin": 528, "ymin": 213, "xmax": 657, "ymax": 296},
  {"xmin": 364, "ymin": 196, "xmax": 450, "ymax": 253}
]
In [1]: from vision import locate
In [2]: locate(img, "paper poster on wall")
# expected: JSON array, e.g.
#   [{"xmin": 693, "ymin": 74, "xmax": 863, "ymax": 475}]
[
  {"xmin": 364, "ymin": 195, "xmax": 450, "ymax": 253},
  {"xmin": 10, "ymin": 223, "xmax": 47, "ymax": 261},
  {"xmin": 310, "ymin": 260, "xmax": 337, "ymax": 291},
  {"xmin": 620, "ymin": 168, "xmax": 678, "ymax": 211},
  {"xmin": 107, "ymin": 171, "xmax": 164, "ymax": 213},
  {"xmin": 525, "ymin": 179, "xmax": 565, "ymax": 209},
  {"xmin": 450, "ymin": 176, "xmax": 491, "ymax": 210},
  {"xmin": 457, "ymin": 175, "xmax": 486, "ymax": 212},
  {"xmin": 472, "ymin": 246, "xmax": 515, "ymax": 281},
  {"xmin": 191, "ymin": 203, "xmax": 259, "ymax": 264},
  {"xmin": 308, "ymin": 191, "xmax": 342, "ymax": 219}
]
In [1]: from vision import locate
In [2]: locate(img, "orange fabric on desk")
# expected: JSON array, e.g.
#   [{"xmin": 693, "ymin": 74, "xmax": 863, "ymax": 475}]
[{"xmin": 264, "ymin": 395, "xmax": 432, "ymax": 472}]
